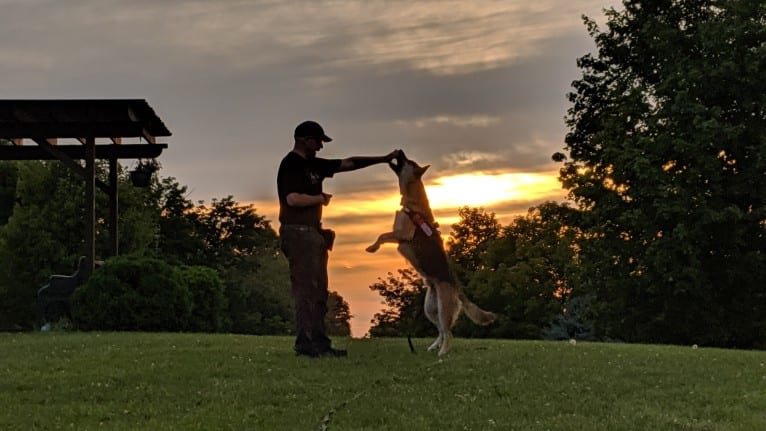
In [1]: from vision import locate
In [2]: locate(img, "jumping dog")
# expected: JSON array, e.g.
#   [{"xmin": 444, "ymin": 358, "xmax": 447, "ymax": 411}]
[{"xmin": 366, "ymin": 151, "xmax": 496, "ymax": 356}]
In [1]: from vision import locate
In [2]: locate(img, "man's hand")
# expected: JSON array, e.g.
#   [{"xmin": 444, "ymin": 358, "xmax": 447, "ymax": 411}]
[
  {"xmin": 322, "ymin": 192, "xmax": 333, "ymax": 206},
  {"xmin": 385, "ymin": 149, "xmax": 402, "ymax": 163}
]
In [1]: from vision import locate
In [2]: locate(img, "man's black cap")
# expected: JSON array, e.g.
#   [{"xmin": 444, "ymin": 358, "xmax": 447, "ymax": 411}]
[{"xmin": 294, "ymin": 120, "xmax": 332, "ymax": 142}]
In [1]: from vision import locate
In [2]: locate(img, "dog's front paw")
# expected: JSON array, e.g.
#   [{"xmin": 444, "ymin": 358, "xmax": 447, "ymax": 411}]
[{"xmin": 365, "ymin": 244, "xmax": 380, "ymax": 253}]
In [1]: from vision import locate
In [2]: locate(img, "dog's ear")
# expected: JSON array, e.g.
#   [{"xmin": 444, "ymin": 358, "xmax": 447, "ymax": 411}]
[
  {"xmin": 415, "ymin": 164, "xmax": 430, "ymax": 177},
  {"xmin": 389, "ymin": 157, "xmax": 402, "ymax": 174}
]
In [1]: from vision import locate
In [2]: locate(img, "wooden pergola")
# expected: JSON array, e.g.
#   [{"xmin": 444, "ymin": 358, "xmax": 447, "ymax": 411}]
[{"xmin": 0, "ymin": 99, "xmax": 171, "ymax": 279}]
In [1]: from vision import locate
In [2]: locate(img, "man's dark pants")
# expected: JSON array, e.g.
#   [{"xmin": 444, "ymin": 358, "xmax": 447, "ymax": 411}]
[{"xmin": 279, "ymin": 225, "xmax": 331, "ymax": 353}]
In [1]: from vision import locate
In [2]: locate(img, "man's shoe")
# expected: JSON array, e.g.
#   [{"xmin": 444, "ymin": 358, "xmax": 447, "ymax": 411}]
[
  {"xmin": 317, "ymin": 347, "xmax": 347, "ymax": 358},
  {"xmin": 295, "ymin": 347, "xmax": 320, "ymax": 358},
  {"xmin": 295, "ymin": 346, "xmax": 347, "ymax": 358}
]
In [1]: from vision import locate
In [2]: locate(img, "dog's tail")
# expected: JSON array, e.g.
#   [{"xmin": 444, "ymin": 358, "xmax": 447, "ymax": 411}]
[{"xmin": 458, "ymin": 292, "xmax": 496, "ymax": 326}]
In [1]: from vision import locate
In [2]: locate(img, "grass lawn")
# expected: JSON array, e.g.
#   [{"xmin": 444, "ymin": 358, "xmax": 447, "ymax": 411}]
[{"xmin": 1, "ymin": 332, "xmax": 764, "ymax": 430}]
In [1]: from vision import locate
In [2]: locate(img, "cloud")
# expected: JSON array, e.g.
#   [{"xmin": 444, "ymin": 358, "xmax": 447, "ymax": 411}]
[
  {"xmin": 396, "ymin": 115, "xmax": 501, "ymax": 129},
  {"xmin": 0, "ymin": 0, "xmax": 608, "ymax": 202},
  {"xmin": 0, "ymin": 1, "xmax": 604, "ymax": 84},
  {"xmin": 440, "ymin": 150, "xmax": 506, "ymax": 169},
  {"xmin": 313, "ymin": 1, "xmax": 609, "ymax": 76}
]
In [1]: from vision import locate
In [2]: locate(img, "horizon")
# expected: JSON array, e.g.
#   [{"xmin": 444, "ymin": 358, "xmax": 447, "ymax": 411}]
[{"xmin": 250, "ymin": 165, "xmax": 568, "ymax": 337}]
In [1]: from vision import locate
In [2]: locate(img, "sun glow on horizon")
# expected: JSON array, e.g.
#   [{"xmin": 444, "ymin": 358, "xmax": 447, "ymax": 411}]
[
  {"xmin": 253, "ymin": 170, "xmax": 565, "ymax": 233},
  {"xmin": 424, "ymin": 171, "xmax": 561, "ymax": 209},
  {"xmin": 247, "ymin": 169, "xmax": 566, "ymax": 337}
]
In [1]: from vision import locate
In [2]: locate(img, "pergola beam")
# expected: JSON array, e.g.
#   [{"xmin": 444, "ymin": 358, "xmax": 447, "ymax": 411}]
[
  {"xmin": 0, "ymin": 123, "xmax": 166, "ymax": 139},
  {"xmin": 0, "ymin": 99, "xmax": 171, "ymax": 277},
  {"xmin": 0, "ymin": 143, "xmax": 166, "ymax": 160}
]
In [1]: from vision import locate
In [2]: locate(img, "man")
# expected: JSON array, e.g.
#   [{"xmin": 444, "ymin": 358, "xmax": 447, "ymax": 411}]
[{"xmin": 277, "ymin": 120, "xmax": 399, "ymax": 358}]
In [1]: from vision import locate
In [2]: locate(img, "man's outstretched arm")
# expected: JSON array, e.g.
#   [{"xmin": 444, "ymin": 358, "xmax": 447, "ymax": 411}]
[{"xmin": 336, "ymin": 150, "xmax": 400, "ymax": 172}]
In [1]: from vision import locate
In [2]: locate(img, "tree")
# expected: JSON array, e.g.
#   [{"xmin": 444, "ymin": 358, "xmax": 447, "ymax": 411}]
[
  {"xmin": 0, "ymin": 161, "xmax": 17, "ymax": 225},
  {"xmin": 180, "ymin": 265, "xmax": 228, "ymax": 333},
  {"xmin": 154, "ymin": 177, "xmax": 199, "ymax": 264},
  {"xmin": 188, "ymin": 196, "xmax": 293, "ymax": 334},
  {"xmin": 192, "ymin": 196, "xmax": 278, "ymax": 269},
  {"xmin": 152, "ymin": 191, "xmax": 294, "ymax": 335},
  {"xmin": 447, "ymin": 206, "xmax": 501, "ymax": 286},
  {"xmin": 223, "ymin": 252, "xmax": 293, "ymax": 335},
  {"xmin": 368, "ymin": 269, "xmax": 434, "ymax": 337},
  {"xmin": 325, "ymin": 291, "xmax": 352, "ymax": 336},
  {"xmin": 462, "ymin": 202, "xmax": 579, "ymax": 339},
  {"xmin": 543, "ymin": 294, "xmax": 597, "ymax": 341},
  {"xmin": 558, "ymin": 0, "xmax": 766, "ymax": 347}
]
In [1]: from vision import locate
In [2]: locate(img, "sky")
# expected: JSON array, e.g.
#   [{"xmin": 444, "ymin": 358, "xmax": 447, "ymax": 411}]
[{"xmin": 1, "ymin": 0, "xmax": 619, "ymax": 337}]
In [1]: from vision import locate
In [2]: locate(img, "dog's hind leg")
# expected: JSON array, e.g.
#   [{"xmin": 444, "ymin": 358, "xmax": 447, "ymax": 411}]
[
  {"xmin": 424, "ymin": 284, "xmax": 442, "ymax": 352},
  {"xmin": 436, "ymin": 282, "xmax": 461, "ymax": 357},
  {"xmin": 428, "ymin": 335, "xmax": 442, "ymax": 352}
]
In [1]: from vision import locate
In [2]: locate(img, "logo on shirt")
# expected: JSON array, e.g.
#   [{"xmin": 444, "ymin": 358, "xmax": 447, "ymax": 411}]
[{"xmin": 308, "ymin": 171, "xmax": 322, "ymax": 185}]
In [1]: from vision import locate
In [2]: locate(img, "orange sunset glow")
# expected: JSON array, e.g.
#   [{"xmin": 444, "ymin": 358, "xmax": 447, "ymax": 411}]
[{"xmin": 253, "ymin": 168, "xmax": 567, "ymax": 337}]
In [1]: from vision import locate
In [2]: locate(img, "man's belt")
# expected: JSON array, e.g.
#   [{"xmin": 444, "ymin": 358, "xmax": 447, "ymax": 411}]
[{"xmin": 280, "ymin": 224, "xmax": 335, "ymax": 251}]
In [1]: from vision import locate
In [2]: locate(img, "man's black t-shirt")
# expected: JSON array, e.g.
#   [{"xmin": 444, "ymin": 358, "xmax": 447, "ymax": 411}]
[{"xmin": 277, "ymin": 152, "xmax": 341, "ymax": 227}]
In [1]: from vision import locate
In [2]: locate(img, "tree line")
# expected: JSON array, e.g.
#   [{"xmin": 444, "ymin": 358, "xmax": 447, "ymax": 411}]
[
  {"xmin": 368, "ymin": 0, "xmax": 766, "ymax": 349},
  {"xmin": 0, "ymin": 157, "xmax": 350, "ymax": 336}
]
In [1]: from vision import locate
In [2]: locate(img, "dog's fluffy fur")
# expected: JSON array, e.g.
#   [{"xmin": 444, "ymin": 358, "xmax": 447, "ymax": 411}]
[{"xmin": 366, "ymin": 151, "xmax": 496, "ymax": 356}]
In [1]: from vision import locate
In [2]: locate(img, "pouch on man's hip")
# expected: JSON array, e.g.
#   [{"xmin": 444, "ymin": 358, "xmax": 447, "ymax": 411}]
[{"xmin": 320, "ymin": 228, "xmax": 336, "ymax": 251}]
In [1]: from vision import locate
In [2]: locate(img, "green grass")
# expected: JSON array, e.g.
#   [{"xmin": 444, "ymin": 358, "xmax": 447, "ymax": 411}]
[{"xmin": 1, "ymin": 333, "xmax": 765, "ymax": 430}]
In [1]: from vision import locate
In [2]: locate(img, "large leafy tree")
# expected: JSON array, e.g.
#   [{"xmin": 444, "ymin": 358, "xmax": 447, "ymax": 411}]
[
  {"xmin": 446, "ymin": 206, "xmax": 501, "ymax": 286},
  {"xmin": 559, "ymin": 0, "xmax": 766, "ymax": 347},
  {"xmin": 463, "ymin": 202, "xmax": 579, "ymax": 338}
]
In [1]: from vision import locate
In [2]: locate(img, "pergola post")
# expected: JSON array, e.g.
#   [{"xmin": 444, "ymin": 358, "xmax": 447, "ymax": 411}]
[
  {"xmin": 84, "ymin": 137, "xmax": 96, "ymax": 279},
  {"xmin": 109, "ymin": 157, "xmax": 119, "ymax": 257}
]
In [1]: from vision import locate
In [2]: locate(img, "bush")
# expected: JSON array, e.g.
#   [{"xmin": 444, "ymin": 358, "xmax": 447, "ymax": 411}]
[
  {"xmin": 71, "ymin": 255, "xmax": 192, "ymax": 331},
  {"xmin": 179, "ymin": 265, "xmax": 227, "ymax": 332},
  {"xmin": 543, "ymin": 294, "xmax": 597, "ymax": 341}
]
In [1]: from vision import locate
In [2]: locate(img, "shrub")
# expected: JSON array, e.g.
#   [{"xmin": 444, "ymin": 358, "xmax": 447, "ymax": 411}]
[
  {"xmin": 71, "ymin": 255, "xmax": 192, "ymax": 331},
  {"xmin": 543, "ymin": 294, "xmax": 597, "ymax": 341},
  {"xmin": 179, "ymin": 265, "xmax": 227, "ymax": 332}
]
